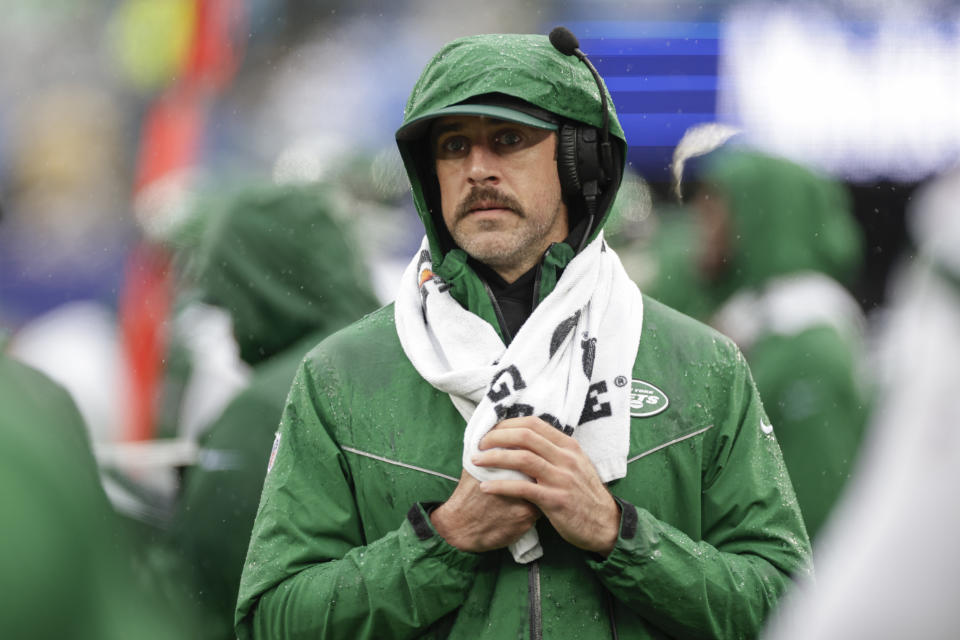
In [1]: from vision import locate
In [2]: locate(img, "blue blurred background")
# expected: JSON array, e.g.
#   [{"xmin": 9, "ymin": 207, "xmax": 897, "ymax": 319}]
[{"xmin": 2, "ymin": 0, "xmax": 959, "ymax": 446}]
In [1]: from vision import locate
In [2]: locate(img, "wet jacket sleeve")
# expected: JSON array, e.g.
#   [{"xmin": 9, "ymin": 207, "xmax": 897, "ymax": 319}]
[
  {"xmin": 588, "ymin": 354, "xmax": 813, "ymax": 638},
  {"xmin": 749, "ymin": 327, "xmax": 868, "ymax": 539},
  {"xmin": 234, "ymin": 358, "xmax": 481, "ymax": 640}
]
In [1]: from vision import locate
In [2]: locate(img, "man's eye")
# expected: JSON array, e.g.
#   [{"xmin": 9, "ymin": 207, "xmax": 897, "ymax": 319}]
[
  {"xmin": 497, "ymin": 131, "xmax": 523, "ymax": 146},
  {"xmin": 439, "ymin": 136, "xmax": 468, "ymax": 154}
]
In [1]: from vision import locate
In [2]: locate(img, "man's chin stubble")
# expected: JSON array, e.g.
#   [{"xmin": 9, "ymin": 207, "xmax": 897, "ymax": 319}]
[{"xmin": 454, "ymin": 230, "xmax": 522, "ymax": 267}]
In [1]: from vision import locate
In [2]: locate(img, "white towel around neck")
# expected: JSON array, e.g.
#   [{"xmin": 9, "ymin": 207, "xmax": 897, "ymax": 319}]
[{"xmin": 395, "ymin": 232, "xmax": 643, "ymax": 563}]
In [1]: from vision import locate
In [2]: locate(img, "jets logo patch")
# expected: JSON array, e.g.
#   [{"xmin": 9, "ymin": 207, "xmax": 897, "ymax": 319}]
[{"xmin": 629, "ymin": 380, "xmax": 669, "ymax": 418}]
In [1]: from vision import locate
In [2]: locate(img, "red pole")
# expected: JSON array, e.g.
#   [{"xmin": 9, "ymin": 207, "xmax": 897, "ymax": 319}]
[{"xmin": 119, "ymin": 0, "xmax": 245, "ymax": 441}]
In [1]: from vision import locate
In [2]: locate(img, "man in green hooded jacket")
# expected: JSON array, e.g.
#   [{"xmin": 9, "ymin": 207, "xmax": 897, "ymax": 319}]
[
  {"xmin": 688, "ymin": 149, "xmax": 871, "ymax": 541},
  {"xmin": 236, "ymin": 32, "xmax": 812, "ymax": 639},
  {"xmin": 168, "ymin": 183, "xmax": 380, "ymax": 639},
  {"xmin": 0, "ymin": 349, "xmax": 184, "ymax": 639}
]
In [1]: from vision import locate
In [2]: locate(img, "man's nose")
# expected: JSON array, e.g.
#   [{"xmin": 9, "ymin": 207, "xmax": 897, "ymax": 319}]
[{"xmin": 466, "ymin": 143, "xmax": 500, "ymax": 185}]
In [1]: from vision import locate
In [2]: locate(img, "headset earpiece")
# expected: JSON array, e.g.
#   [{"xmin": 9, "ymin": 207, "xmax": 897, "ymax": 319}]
[
  {"xmin": 557, "ymin": 123, "xmax": 581, "ymax": 197},
  {"xmin": 557, "ymin": 123, "xmax": 614, "ymax": 211},
  {"xmin": 576, "ymin": 126, "xmax": 603, "ymax": 192},
  {"xmin": 549, "ymin": 26, "xmax": 622, "ymax": 237}
]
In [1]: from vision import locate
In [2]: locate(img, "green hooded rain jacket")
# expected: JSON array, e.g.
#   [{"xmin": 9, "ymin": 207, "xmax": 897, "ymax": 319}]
[
  {"xmin": 701, "ymin": 149, "xmax": 871, "ymax": 540},
  {"xmin": 170, "ymin": 184, "xmax": 379, "ymax": 638},
  {"xmin": 0, "ymin": 353, "xmax": 183, "ymax": 639},
  {"xmin": 235, "ymin": 34, "xmax": 811, "ymax": 640}
]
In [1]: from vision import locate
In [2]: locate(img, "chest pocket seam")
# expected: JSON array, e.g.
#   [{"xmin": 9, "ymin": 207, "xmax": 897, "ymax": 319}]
[
  {"xmin": 627, "ymin": 423, "xmax": 714, "ymax": 465},
  {"xmin": 341, "ymin": 445, "xmax": 459, "ymax": 483}
]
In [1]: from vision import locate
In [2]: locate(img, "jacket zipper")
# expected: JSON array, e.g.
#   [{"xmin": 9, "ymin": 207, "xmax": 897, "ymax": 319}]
[
  {"xmin": 484, "ymin": 244, "xmax": 555, "ymax": 343},
  {"xmin": 531, "ymin": 241, "xmax": 563, "ymax": 311},
  {"xmin": 487, "ymin": 250, "xmax": 545, "ymax": 640},
  {"xmin": 482, "ymin": 280, "xmax": 514, "ymax": 344},
  {"xmin": 605, "ymin": 589, "xmax": 619, "ymax": 640},
  {"xmin": 528, "ymin": 560, "xmax": 542, "ymax": 640},
  {"xmin": 531, "ymin": 261, "xmax": 543, "ymax": 311},
  {"xmin": 528, "ymin": 560, "xmax": 617, "ymax": 639}
]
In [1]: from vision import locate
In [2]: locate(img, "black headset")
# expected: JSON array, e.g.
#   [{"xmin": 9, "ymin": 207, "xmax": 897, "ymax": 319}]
[{"xmin": 550, "ymin": 26, "xmax": 620, "ymax": 247}]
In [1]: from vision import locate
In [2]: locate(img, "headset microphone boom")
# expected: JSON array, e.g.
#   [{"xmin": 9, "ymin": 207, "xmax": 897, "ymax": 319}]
[{"xmin": 549, "ymin": 26, "xmax": 617, "ymax": 246}]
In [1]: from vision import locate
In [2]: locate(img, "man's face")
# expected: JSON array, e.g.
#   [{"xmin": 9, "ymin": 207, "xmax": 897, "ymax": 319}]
[{"xmin": 432, "ymin": 115, "xmax": 569, "ymax": 283}]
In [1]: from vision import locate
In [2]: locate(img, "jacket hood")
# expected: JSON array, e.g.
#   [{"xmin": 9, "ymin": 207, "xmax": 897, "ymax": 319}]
[
  {"xmin": 703, "ymin": 149, "xmax": 864, "ymax": 293},
  {"xmin": 395, "ymin": 33, "xmax": 628, "ymax": 267},
  {"xmin": 183, "ymin": 184, "xmax": 379, "ymax": 365}
]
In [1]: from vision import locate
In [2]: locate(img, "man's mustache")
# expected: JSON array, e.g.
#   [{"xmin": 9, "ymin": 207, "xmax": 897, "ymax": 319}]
[{"xmin": 455, "ymin": 186, "xmax": 525, "ymax": 220}]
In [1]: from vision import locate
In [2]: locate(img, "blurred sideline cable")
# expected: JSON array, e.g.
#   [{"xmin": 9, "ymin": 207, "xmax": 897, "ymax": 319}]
[{"xmin": 120, "ymin": 0, "xmax": 246, "ymax": 442}]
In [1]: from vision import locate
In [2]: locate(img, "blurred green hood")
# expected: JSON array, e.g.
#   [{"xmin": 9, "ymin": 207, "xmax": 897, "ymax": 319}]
[
  {"xmin": 395, "ymin": 33, "xmax": 628, "ymax": 266},
  {"xmin": 184, "ymin": 184, "xmax": 379, "ymax": 365},
  {"xmin": 704, "ymin": 149, "xmax": 864, "ymax": 293}
]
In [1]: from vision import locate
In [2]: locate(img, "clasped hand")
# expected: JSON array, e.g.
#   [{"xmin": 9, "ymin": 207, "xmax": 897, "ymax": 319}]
[{"xmin": 430, "ymin": 416, "xmax": 620, "ymax": 556}]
